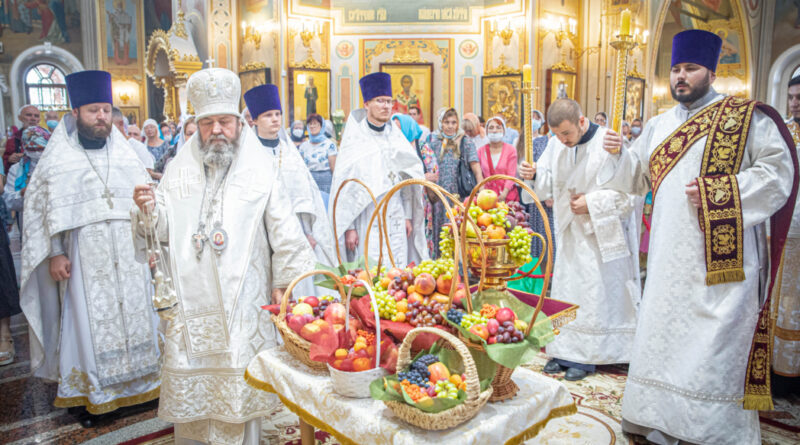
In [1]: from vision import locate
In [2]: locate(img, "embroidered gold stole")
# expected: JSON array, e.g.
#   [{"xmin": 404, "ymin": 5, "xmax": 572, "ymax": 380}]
[{"xmin": 649, "ymin": 96, "xmax": 756, "ymax": 285}]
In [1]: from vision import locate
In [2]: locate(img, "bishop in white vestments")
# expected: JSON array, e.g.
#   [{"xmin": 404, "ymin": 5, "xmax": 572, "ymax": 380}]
[
  {"xmin": 132, "ymin": 68, "xmax": 316, "ymax": 445},
  {"xmin": 244, "ymin": 84, "xmax": 336, "ymax": 297},
  {"xmin": 599, "ymin": 30, "xmax": 798, "ymax": 444},
  {"xmin": 520, "ymin": 99, "xmax": 640, "ymax": 381},
  {"xmin": 331, "ymin": 72, "xmax": 428, "ymax": 266},
  {"xmin": 20, "ymin": 71, "xmax": 160, "ymax": 424}
]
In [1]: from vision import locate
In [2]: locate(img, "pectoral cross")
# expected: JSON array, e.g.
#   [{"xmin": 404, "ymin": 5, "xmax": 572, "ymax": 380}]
[
  {"xmin": 102, "ymin": 187, "xmax": 114, "ymax": 209},
  {"xmin": 205, "ymin": 58, "xmax": 215, "ymax": 68}
]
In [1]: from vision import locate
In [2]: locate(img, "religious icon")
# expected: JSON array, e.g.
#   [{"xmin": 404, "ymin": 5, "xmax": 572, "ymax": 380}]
[
  {"xmin": 482, "ymin": 73, "xmax": 523, "ymax": 132},
  {"xmin": 210, "ymin": 227, "xmax": 228, "ymax": 252},
  {"xmin": 305, "ymin": 77, "xmax": 318, "ymax": 116},
  {"xmin": 545, "ymin": 69, "xmax": 577, "ymax": 115},
  {"xmin": 380, "ymin": 63, "xmax": 434, "ymax": 129},
  {"xmin": 289, "ymin": 68, "xmax": 330, "ymax": 122},
  {"xmin": 624, "ymin": 76, "xmax": 645, "ymax": 123}
]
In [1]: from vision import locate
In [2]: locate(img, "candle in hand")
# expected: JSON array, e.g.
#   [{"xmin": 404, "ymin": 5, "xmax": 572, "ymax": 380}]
[
  {"xmin": 523, "ymin": 64, "xmax": 532, "ymax": 83},
  {"xmin": 620, "ymin": 9, "xmax": 631, "ymax": 37}
]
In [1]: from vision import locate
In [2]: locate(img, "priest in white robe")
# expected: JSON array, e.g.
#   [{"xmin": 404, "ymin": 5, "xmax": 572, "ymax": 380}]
[
  {"xmin": 773, "ymin": 75, "xmax": 800, "ymax": 378},
  {"xmin": 132, "ymin": 68, "xmax": 316, "ymax": 445},
  {"xmin": 331, "ymin": 72, "xmax": 427, "ymax": 267},
  {"xmin": 598, "ymin": 30, "xmax": 799, "ymax": 444},
  {"xmin": 20, "ymin": 70, "xmax": 160, "ymax": 426},
  {"xmin": 519, "ymin": 99, "xmax": 640, "ymax": 381},
  {"xmin": 244, "ymin": 83, "xmax": 336, "ymax": 297}
]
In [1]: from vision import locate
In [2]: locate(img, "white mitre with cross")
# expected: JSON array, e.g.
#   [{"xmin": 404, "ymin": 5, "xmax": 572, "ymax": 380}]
[{"xmin": 187, "ymin": 67, "xmax": 241, "ymax": 120}]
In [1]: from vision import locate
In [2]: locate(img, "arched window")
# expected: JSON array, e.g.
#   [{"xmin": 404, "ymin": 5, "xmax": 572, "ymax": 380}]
[{"xmin": 24, "ymin": 63, "xmax": 69, "ymax": 111}]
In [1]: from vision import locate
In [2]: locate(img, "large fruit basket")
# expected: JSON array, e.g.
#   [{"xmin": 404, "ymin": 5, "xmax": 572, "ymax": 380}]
[
  {"xmin": 379, "ymin": 327, "xmax": 493, "ymax": 430},
  {"xmin": 272, "ymin": 270, "xmax": 347, "ymax": 371}
]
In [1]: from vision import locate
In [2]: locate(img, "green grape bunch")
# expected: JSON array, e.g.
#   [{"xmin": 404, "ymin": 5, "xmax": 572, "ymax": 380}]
[{"xmin": 508, "ymin": 226, "xmax": 533, "ymax": 265}]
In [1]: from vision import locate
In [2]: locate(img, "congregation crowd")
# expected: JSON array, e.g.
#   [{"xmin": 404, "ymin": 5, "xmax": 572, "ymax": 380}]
[{"xmin": 0, "ymin": 29, "xmax": 798, "ymax": 445}]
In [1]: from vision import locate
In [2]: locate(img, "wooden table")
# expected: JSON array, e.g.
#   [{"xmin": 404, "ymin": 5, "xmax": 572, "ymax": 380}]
[{"xmin": 245, "ymin": 347, "xmax": 576, "ymax": 445}]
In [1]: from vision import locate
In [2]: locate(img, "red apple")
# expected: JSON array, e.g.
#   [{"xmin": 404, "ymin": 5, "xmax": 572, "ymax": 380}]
[
  {"xmin": 487, "ymin": 336, "xmax": 497, "ymax": 345},
  {"xmin": 487, "ymin": 319, "xmax": 499, "ymax": 336},
  {"xmin": 476, "ymin": 189, "xmax": 498, "ymax": 211},
  {"xmin": 287, "ymin": 314, "xmax": 306, "ymax": 334},
  {"xmin": 324, "ymin": 303, "xmax": 347, "ymax": 325},
  {"xmin": 495, "ymin": 307, "xmax": 516, "ymax": 324},
  {"xmin": 302, "ymin": 296, "xmax": 319, "ymax": 308},
  {"xmin": 386, "ymin": 267, "xmax": 403, "ymax": 281},
  {"xmin": 414, "ymin": 273, "xmax": 436, "ymax": 296},
  {"xmin": 292, "ymin": 302, "xmax": 314, "ymax": 316},
  {"xmin": 428, "ymin": 362, "xmax": 451, "ymax": 382},
  {"xmin": 469, "ymin": 324, "xmax": 489, "ymax": 340}
]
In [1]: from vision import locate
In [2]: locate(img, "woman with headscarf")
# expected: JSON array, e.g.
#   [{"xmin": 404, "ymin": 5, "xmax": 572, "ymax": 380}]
[
  {"xmin": 142, "ymin": 119, "xmax": 169, "ymax": 180},
  {"xmin": 298, "ymin": 113, "xmax": 337, "ymax": 193},
  {"xmin": 462, "ymin": 112, "xmax": 488, "ymax": 150},
  {"xmin": 155, "ymin": 117, "xmax": 196, "ymax": 173},
  {"xmin": 289, "ymin": 119, "xmax": 306, "ymax": 148},
  {"xmin": 477, "ymin": 116, "xmax": 518, "ymax": 202},
  {"xmin": 4, "ymin": 126, "xmax": 49, "ymax": 231},
  {"xmin": 392, "ymin": 113, "xmax": 439, "ymax": 256},
  {"xmin": 429, "ymin": 108, "xmax": 483, "ymax": 256}
]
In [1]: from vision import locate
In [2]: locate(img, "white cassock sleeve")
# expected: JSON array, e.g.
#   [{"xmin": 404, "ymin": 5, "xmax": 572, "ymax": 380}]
[
  {"xmin": 596, "ymin": 124, "xmax": 654, "ymax": 197},
  {"xmin": 736, "ymin": 111, "xmax": 794, "ymax": 229},
  {"xmin": 532, "ymin": 137, "xmax": 558, "ymax": 202},
  {"xmin": 264, "ymin": 189, "xmax": 317, "ymax": 289}
]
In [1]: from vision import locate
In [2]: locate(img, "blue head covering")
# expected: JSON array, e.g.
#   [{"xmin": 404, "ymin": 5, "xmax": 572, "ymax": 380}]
[
  {"xmin": 359, "ymin": 72, "xmax": 392, "ymax": 102},
  {"xmin": 66, "ymin": 70, "xmax": 113, "ymax": 108},
  {"xmin": 243, "ymin": 84, "xmax": 282, "ymax": 119},
  {"xmin": 671, "ymin": 29, "xmax": 723, "ymax": 72},
  {"xmin": 391, "ymin": 113, "xmax": 422, "ymax": 143}
]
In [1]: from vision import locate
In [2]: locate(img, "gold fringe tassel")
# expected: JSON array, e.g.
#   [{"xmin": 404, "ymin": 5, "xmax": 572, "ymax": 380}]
[
  {"xmin": 743, "ymin": 394, "xmax": 774, "ymax": 411},
  {"xmin": 705, "ymin": 269, "xmax": 745, "ymax": 286}
]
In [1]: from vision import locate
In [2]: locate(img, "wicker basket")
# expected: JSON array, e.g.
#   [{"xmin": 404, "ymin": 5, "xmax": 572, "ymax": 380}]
[
  {"xmin": 456, "ymin": 174, "xmax": 555, "ymax": 402},
  {"xmin": 383, "ymin": 327, "xmax": 493, "ymax": 430},
  {"xmin": 272, "ymin": 270, "xmax": 347, "ymax": 371},
  {"xmin": 327, "ymin": 279, "xmax": 388, "ymax": 398}
]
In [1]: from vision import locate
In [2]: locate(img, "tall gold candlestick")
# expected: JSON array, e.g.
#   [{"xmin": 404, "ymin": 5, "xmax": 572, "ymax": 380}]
[
  {"xmin": 609, "ymin": 9, "xmax": 637, "ymax": 153},
  {"xmin": 522, "ymin": 64, "xmax": 534, "ymax": 164}
]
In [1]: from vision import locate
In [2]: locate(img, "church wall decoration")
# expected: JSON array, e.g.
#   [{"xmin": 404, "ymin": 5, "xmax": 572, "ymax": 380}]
[
  {"xmin": 623, "ymin": 75, "xmax": 645, "ymax": 123},
  {"xmin": 482, "ymin": 73, "xmax": 523, "ymax": 133},
  {"xmin": 239, "ymin": 64, "xmax": 272, "ymax": 107},
  {"xmin": 379, "ymin": 63, "xmax": 434, "ymax": 130},
  {"xmin": 119, "ymin": 106, "xmax": 140, "ymax": 126},
  {"xmin": 772, "ymin": 0, "xmax": 800, "ymax": 66},
  {"xmin": 545, "ymin": 69, "xmax": 577, "ymax": 116},
  {"xmin": 336, "ymin": 41, "xmax": 355, "ymax": 60},
  {"xmin": 459, "ymin": 40, "xmax": 479, "ymax": 59},
  {"xmin": 289, "ymin": 0, "xmax": 524, "ymax": 35},
  {"xmin": 98, "ymin": 0, "xmax": 147, "ymax": 119},
  {"xmin": 288, "ymin": 67, "xmax": 331, "ymax": 123}
]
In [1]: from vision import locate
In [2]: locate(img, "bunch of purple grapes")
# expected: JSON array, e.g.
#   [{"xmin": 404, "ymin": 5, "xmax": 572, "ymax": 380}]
[
  {"xmin": 506, "ymin": 200, "xmax": 530, "ymax": 230},
  {"xmin": 497, "ymin": 320, "xmax": 525, "ymax": 344}
]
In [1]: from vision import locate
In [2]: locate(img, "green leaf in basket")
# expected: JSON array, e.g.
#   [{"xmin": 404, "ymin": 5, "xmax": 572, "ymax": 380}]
[
  {"xmin": 313, "ymin": 258, "xmax": 381, "ymax": 297},
  {"xmin": 370, "ymin": 376, "xmax": 405, "ymax": 402}
]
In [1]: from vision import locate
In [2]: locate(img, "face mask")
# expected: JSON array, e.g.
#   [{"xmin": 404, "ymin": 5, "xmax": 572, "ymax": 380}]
[
  {"xmin": 292, "ymin": 129, "xmax": 304, "ymax": 139},
  {"xmin": 631, "ymin": 127, "xmax": 642, "ymax": 136},
  {"xmin": 443, "ymin": 133, "xmax": 456, "ymax": 140},
  {"xmin": 530, "ymin": 119, "xmax": 542, "ymax": 132},
  {"xmin": 310, "ymin": 133, "xmax": 326, "ymax": 143},
  {"xmin": 46, "ymin": 120, "xmax": 58, "ymax": 131},
  {"xmin": 487, "ymin": 132, "xmax": 504, "ymax": 143}
]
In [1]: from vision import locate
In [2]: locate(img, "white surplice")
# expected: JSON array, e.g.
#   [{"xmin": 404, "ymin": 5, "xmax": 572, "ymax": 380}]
[
  {"xmin": 265, "ymin": 132, "xmax": 336, "ymax": 298},
  {"xmin": 331, "ymin": 109, "xmax": 428, "ymax": 267},
  {"xmin": 530, "ymin": 124, "xmax": 640, "ymax": 365},
  {"xmin": 599, "ymin": 89, "xmax": 795, "ymax": 444},
  {"xmin": 773, "ymin": 119, "xmax": 800, "ymax": 377},
  {"xmin": 21, "ymin": 115, "xmax": 160, "ymax": 414},
  {"xmin": 132, "ymin": 127, "xmax": 316, "ymax": 444}
]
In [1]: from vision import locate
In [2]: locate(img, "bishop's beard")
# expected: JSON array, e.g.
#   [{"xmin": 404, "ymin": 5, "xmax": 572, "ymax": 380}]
[{"xmin": 199, "ymin": 130, "xmax": 241, "ymax": 169}]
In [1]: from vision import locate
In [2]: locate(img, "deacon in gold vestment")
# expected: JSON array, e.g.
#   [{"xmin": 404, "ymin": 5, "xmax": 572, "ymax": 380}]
[
  {"xmin": 773, "ymin": 75, "xmax": 800, "ymax": 377},
  {"xmin": 599, "ymin": 30, "xmax": 797, "ymax": 445},
  {"xmin": 132, "ymin": 68, "xmax": 315, "ymax": 445}
]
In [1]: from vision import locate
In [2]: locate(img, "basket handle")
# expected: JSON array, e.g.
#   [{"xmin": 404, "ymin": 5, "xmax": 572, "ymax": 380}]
[
  {"xmin": 344, "ymin": 279, "xmax": 382, "ymax": 369},
  {"xmin": 460, "ymin": 174, "xmax": 554, "ymax": 337},
  {"xmin": 397, "ymin": 327, "xmax": 481, "ymax": 403},
  {"xmin": 280, "ymin": 270, "xmax": 347, "ymax": 319},
  {"xmin": 362, "ymin": 179, "xmax": 473, "ymax": 313},
  {"xmin": 331, "ymin": 178, "xmax": 386, "ymax": 269}
]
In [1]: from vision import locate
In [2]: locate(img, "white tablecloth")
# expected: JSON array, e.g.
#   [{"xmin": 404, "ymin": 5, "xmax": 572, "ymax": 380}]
[{"xmin": 245, "ymin": 347, "xmax": 576, "ymax": 445}]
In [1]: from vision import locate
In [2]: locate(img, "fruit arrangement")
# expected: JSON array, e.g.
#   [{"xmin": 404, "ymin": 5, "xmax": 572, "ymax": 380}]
[
  {"xmin": 442, "ymin": 189, "xmax": 535, "ymax": 265},
  {"xmin": 445, "ymin": 304, "xmax": 530, "ymax": 345},
  {"xmin": 330, "ymin": 330, "xmax": 386, "ymax": 372},
  {"xmin": 393, "ymin": 354, "xmax": 467, "ymax": 405},
  {"xmin": 285, "ymin": 296, "xmax": 352, "ymax": 343},
  {"xmin": 369, "ymin": 264, "xmax": 467, "ymax": 325}
]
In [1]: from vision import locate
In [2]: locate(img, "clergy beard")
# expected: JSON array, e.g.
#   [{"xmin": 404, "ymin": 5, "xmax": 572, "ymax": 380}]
[
  {"xmin": 670, "ymin": 72, "xmax": 712, "ymax": 105},
  {"xmin": 199, "ymin": 130, "xmax": 241, "ymax": 168},
  {"xmin": 77, "ymin": 115, "xmax": 113, "ymax": 140}
]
